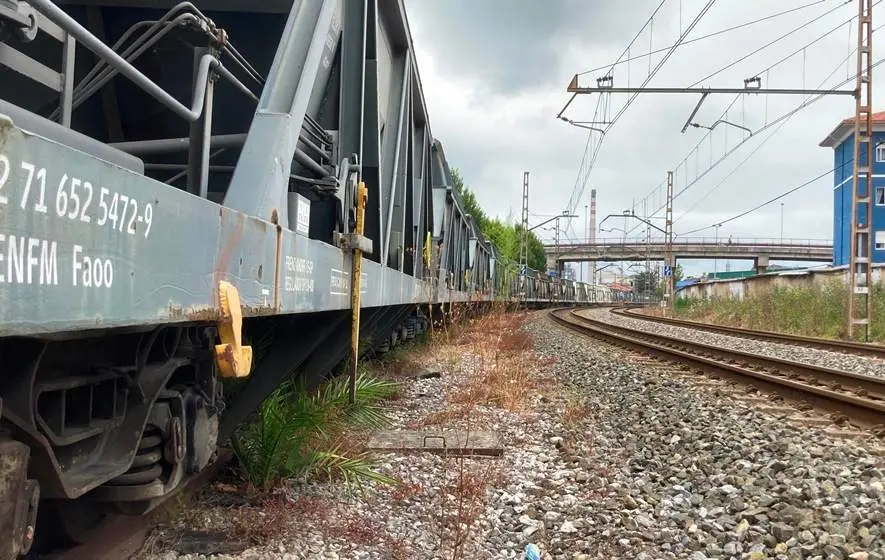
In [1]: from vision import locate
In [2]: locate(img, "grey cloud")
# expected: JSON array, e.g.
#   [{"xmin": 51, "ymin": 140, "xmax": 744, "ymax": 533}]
[
  {"xmin": 402, "ymin": 0, "xmax": 867, "ymax": 277},
  {"xmin": 406, "ymin": 0, "xmax": 662, "ymax": 94}
]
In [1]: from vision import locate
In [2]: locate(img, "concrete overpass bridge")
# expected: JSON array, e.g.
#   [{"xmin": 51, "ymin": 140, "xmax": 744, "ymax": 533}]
[{"xmin": 545, "ymin": 237, "xmax": 833, "ymax": 274}]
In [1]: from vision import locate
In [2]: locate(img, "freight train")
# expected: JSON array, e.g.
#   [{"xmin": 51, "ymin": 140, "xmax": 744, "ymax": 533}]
[{"xmin": 0, "ymin": 1, "xmax": 613, "ymax": 555}]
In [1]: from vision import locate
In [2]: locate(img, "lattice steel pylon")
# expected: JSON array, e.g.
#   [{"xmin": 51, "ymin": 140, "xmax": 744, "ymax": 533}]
[
  {"xmin": 589, "ymin": 188, "xmax": 597, "ymax": 284},
  {"xmin": 849, "ymin": 0, "xmax": 875, "ymax": 341},
  {"xmin": 665, "ymin": 171, "xmax": 675, "ymax": 314},
  {"xmin": 519, "ymin": 171, "xmax": 529, "ymax": 285}
]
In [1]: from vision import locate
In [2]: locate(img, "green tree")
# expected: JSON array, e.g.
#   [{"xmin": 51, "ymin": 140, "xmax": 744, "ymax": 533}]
[
  {"xmin": 632, "ymin": 269, "xmax": 660, "ymax": 295},
  {"xmin": 449, "ymin": 167, "xmax": 546, "ymax": 271},
  {"xmin": 451, "ymin": 168, "xmax": 488, "ymax": 230}
]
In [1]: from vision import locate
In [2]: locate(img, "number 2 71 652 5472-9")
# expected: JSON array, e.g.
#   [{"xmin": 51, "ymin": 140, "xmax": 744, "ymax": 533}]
[{"xmin": 0, "ymin": 153, "xmax": 155, "ymax": 290}]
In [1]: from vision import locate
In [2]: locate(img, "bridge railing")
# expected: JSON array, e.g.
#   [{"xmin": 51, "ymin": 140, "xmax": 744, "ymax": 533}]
[{"xmin": 545, "ymin": 236, "xmax": 833, "ymax": 250}]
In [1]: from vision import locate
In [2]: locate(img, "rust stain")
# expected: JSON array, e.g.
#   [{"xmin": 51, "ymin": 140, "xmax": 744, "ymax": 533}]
[
  {"xmin": 214, "ymin": 210, "xmax": 246, "ymax": 306},
  {"xmin": 0, "ymin": 116, "xmax": 13, "ymax": 148},
  {"xmin": 188, "ymin": 308, "xmax": 223, "ymax": 322},
  {"xmin": 167, "ymin": 304, "xmax": 185, "ymax": 318},
  {"xmin": 219, "ymin": 344, "xmax": 235, "ymax": 369},
  {"xmin": 168, "ymin": 303, "xmax": 222, "ymax": 322},
  {"xmin": 243, "ymin": 305, "xmax": 278, "ymax": 317},
  {"xmin": 273, "ymin": 223, "xmax": 282, "ymax": 310}
]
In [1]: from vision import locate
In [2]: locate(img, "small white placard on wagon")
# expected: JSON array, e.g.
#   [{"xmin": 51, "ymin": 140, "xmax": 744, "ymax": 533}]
[{"xmin": 296, "ymin": 194, "xmax": 310, "ymax": 236}]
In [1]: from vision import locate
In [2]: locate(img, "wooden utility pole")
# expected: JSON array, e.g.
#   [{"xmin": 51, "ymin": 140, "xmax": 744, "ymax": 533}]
[{"xmin": 849, "ymin": 0, "xmax": 874, "ymax": 341}]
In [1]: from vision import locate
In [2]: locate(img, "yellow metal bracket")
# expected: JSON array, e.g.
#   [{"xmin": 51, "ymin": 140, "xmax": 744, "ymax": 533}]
[
  {"xmin": 214, "ymin": 280, "xmax": 253, "ymax": 378},
  {"xmin": 348, "ymin": 181, "xmax": 369, "ymax": 403}
]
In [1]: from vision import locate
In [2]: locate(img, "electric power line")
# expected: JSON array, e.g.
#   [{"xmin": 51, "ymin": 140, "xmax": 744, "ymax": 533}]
[
  {"xmin": 564, "ymin": 0, "xmax": 718, "ymax": 222},
  {"xmin": 673, "ymin": 72, "xmax": 878, "ymax": 237},
  {"xmin": 672, "ymin": 47, "xmax": 885, "ymax": 224},
  {"xmin": 629, "ymin": 0, "xmax": 870, "ymax": 225},
  {"xmin": 605, "ymin": 1, "xmax": 718, "ymax": 130},
  {"xmin": 622, "ymin": 11, "xmax": 883, "ymax": 244},
  {"xmin": 578, "ymin": 0, "xmax": 834, "ymax": 77},
  {"xmin": 689, "ymin": 0, "xmax": 855, "ymax": 87},
  {"xmin": 602, "ymin": 0, "xmax": 669, "ymax": 79},
  {"xmin": 561, "ymin": 0, "xmax": 683, "ymax": 223},
  {"xmin": 678, "ymin": 167, "xmax": 834, "ymax": 236}
]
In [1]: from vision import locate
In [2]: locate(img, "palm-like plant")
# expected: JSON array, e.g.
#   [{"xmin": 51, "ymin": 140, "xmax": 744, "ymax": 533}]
[{"xmin": 231, "ymin": 371, "xmax": 400, "ymax": 491}]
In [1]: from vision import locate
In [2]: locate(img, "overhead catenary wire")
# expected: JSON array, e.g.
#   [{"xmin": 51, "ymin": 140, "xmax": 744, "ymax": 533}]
[
  {"xmin": 688, "ymin": 0, "xmax": 855, "ymax": 87},
  {"xmin": 564, "ymin": 0, "xmax": 717, "ymax": 222},
  {"xmin": 556, "ymin": 0, "xmax": 665, "ymax": 123},
  {"xmin": 678, "ymin": 167, "xmax": 835, "ymax": 236},
  {"xmin": 603, "ymin": 0, "xmax": 669, "ymax": 79},
  {"xmin": 674, "ymin": 49, "xmax": 885, "ymax": 237},
  {"xmin": 672, "ymin": 48, "xmax": 885, "ymax": 223},
  {"xmin": 566, "ymin": 0, "xmax": 865, "ymax": 243},
  {"xmin": 620, "ymin": 6, "xmax": 883, "ymax": 242},
  {"xmin": 576, "ymin": 0, "xmax": 834, "ymax": 77},
  {"xmin": 630, "ymin": 0, "xmax": 871, "ymax": 226},
  {"xmin": 604, "ymin": 0, "xmax": 718, "ymax": 131},
  {"xmin": 571, "ymin": 0, "xmax": 859, "ymax": 242},
  {"xmin": 560, "ymin": 0, "xmax": 678, "ymax": 230}
]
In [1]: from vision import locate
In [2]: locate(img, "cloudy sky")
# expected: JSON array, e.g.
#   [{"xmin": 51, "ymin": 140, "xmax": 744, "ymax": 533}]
[{"xmin": 402, "ymin": 0, "xmax": 882, "ymax": 277}]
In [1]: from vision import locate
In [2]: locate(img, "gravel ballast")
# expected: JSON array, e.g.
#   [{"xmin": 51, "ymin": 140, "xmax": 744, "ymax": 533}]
[
  {"xmin": 143, "ymin": 310, "xmax": 884, "ymax": 560},
  {"xmin": 577, "ymin": 307, "xmax": 885, "ymax": 378}
]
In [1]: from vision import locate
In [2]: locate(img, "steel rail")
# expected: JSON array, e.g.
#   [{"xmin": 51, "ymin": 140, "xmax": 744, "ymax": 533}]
[
  {"xmin": 550, "ymin": 309, "xmax": 885, "ymax": 428},
  {"xmin": 613, "ymin": 307, "xmax": 885, "ymax": 359}
]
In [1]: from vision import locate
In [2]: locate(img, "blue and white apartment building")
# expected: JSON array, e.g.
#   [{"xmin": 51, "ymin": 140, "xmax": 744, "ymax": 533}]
[{"xmin": 820, "ymin": 111, "xmax": 885, "ymax": 265}]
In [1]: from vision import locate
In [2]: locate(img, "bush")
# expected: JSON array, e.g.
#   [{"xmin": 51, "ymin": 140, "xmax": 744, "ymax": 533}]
[
  {"xmin": 230, "ymin": 371, "xmax": 400, "ymax": 491},
  {"xmin": 675, "ymin": 280, "xmax": 885, "ymax": 342}
]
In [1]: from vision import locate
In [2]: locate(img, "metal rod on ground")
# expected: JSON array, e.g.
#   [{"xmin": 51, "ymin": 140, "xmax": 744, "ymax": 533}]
[{"xmin": 349, "ymin": 181, "xmax": 368, "ymax": 404}]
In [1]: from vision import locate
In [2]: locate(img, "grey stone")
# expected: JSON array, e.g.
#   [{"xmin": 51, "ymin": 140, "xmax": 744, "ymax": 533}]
[{"xmin": 770, "ymin": 521, "xmax": 795, "ymax": 542}]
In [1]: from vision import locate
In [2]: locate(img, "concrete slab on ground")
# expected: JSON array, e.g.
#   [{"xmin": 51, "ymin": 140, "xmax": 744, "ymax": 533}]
[{"xmin": 367, "ymin": 430, "xmax": 503, "ymax": 457}]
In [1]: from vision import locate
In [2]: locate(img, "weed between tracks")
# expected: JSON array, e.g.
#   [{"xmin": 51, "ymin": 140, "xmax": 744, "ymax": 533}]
[
  {"xmin": 144, "ymin": 303, "xmax": 547, "ymax": 558},
  {"xmin": 418, "ymin": 306, "xmax": 553, "ymax": 425},
  {"xmin": 410, "ymin": 304, "xmax": 552, "ymax": 558}
]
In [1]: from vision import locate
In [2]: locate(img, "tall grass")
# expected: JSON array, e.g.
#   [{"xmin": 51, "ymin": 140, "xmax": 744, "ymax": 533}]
[
  {"xmin": 230, "ymin": 371, "xmax": 401, "ymax": 491},
  {"xmin": 675, "ymin": 281, "xmax": 885, "ymax": 342}
]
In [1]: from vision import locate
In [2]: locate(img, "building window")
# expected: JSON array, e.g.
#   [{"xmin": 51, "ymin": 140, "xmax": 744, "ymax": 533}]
[
  {"xmin": 878, "ymin": 186, "xmax": 885, "ymax": 205},
  {"xmin": 877, "ymin": 143, "xmax": 885, "ymax": 162},
  {"xmin": 877, "ymin": 231, "xmax": 885, "ymax": 251}
]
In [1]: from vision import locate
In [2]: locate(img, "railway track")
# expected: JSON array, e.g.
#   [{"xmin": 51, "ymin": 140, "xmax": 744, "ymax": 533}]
[
  {"xmin": 550, "ymin": 309, "xmax": 885, "ymax": 430},
  {"xmin": 613, "ymin": 307, "xmax": 885, "ymax": 359}
]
